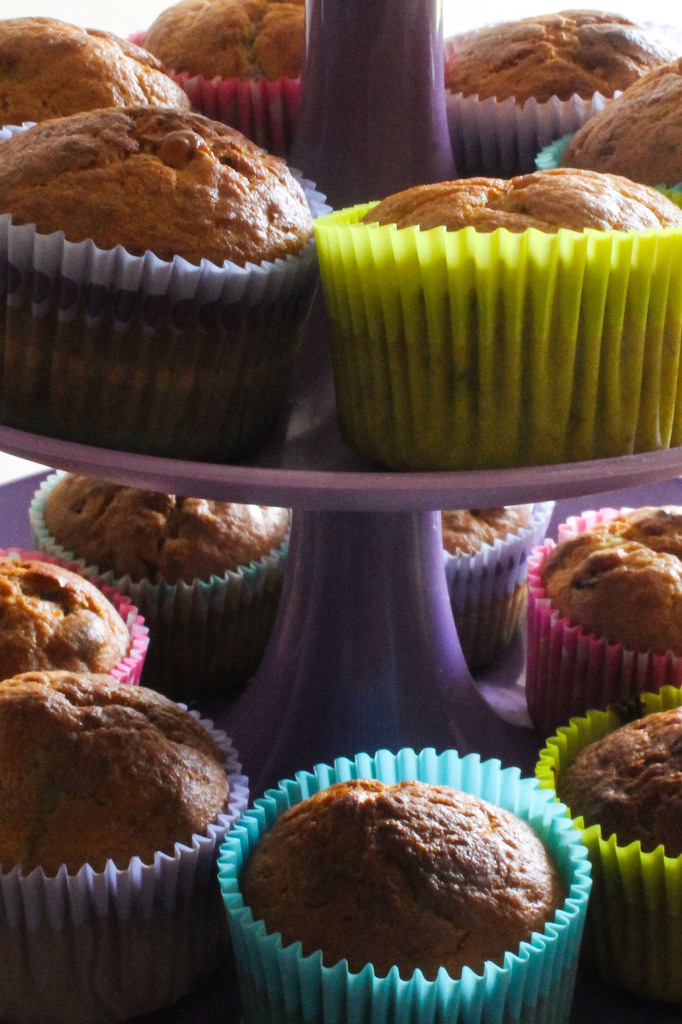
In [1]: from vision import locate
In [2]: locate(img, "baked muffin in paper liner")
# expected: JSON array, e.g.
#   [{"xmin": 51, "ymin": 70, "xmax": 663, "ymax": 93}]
[
  {"xmin": 525, "ymin": 507, "xmax": 682, "ymax": 738},
  {"xmin": 314, "ymin": 199, "xmax": 682, "ymax": 470},
  {"xmin": 218, "ymin": 746, "xmax": 591, "ymax": 1024},
  {"xmin": 0, "ymin": 717, "xmax": 248, "ymax": 1024},
  {"xmin": 0, "ymin": 545, "xmax": 149, "ymax": 687},
  {"xmin": 444, "ymin": 501, "xmax": 554, "ymax": 672},
  {"xmin": 536, "ymin": 687, "xmax": 682, "ymax": 1002},
  {"xmin": 29, "ymin": 471, "xmax": 287, "ymax": 699},
  {"xmin": 0, "ymin": 122, "xmax": 327, "ymax": 462}
]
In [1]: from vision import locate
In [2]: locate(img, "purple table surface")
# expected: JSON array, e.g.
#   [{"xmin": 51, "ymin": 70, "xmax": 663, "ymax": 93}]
[{"xmin": 4, "ymin": 470, "xmax": 682, "ymax": 1023}]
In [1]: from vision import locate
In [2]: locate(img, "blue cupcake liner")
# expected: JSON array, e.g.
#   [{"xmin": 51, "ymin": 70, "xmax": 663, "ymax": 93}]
[{"xmin": 218, "ymin": 747, "xmax": 592, "ymax": 1024}]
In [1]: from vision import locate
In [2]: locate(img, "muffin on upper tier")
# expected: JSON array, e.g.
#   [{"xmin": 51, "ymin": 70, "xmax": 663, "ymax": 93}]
[
  {"xmin": 0, "ymin": 17, "xmax": 190, "ymax": 124},
  {"xmin": 143, "ymin": 0, "xmax": 305, "ymax": 80},
  {"xmin": 0, "ymin": 106, "xmax": 321, "ymax": 460},
  {"xmin": 561, "ymin": 56, "xmax": 682, "ymax": 186},
  {"xmin": 444, "ymin": 10, "xmax": 677, "ymax": 103},
  {"xmin": 363, "ymin": 168, "xmax": 682, "ymax": 233},
  {"xmin": 314, "ymin": 169, "xmax": 682, "ymax": 471}
]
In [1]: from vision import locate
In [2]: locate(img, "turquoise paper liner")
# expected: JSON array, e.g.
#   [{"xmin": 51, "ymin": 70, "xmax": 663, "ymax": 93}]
[
  {"xmin": 29, "ymin": 471, "xmax": 287, "ymax": 698},
  {"xmin": 218, "ymin": 748, "xmax": 592, "ymax": 1024}
]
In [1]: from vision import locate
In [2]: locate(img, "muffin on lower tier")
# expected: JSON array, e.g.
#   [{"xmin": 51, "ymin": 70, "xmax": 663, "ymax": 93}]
[
  {"xmin": 0, "ymin": 548, "xmax": 148, "ymax": 686},
  {"xmin": 219, "ymin": 747, "xmax": 591, "ymax": 1024},
  {"xmin": 444, "ymin": 9, "xmax": 676, "ymax": 177},
  {"xmin": 0, "ymin": 107, "xmax": 326, "ymax": 461},
  {"xmin": 140, "ymin": 0, "xmax": 305, "ymax": 157},
  {"xmin": 442, "ymin": 502, "xmax": 553, "ymax": 671},
  {"xmin": 537, "ymin": 687, "xmax": 682, "ymax": 1002},
  {"xmin": 0, "ymin": 669, "xmax": 248, "ymax": 1024},
  {"xmin": 314, "ymin": 169, "xmax": 682, "ymax": 471},
  {"xmin": 526, "ymin": 505, "xmax": 682, "ymax": 737},
  {"xmin": 0, "ymin": 16, "xmax": 190, "ymax": 124},
  {"xmin": 30, "ymin": 471, "xmax": 289, "ymax": 697}
]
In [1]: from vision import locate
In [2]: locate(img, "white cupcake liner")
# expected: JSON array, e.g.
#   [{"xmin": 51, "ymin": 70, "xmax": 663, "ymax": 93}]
[
  {"xmin": 444, "ymin": 501, "xmax": 554, "ymax": 671},
  {"xmin": 219, "ymin": 747, "xmax": 592, "ymax": 1024},
  {"xmin": 526, "ymin": 507, "xmax": 682, "ymax": 737},
  {"xmin": 0, "ymin": 719, "xmax": 248, "ymax": 1024},
  {"xmin": 29, "ymin": 471, "xmax": 287, "ymax": 697},
  {"xmin": 444, "ymin": 34, "xmax": 614, "ymax": 178},
  {"xmin": 0, "ymin": 122, "xmax": 328, "ymax": 460},
  {"xmin": 0, "ymin": 545, "xmax": 149, "ymax": 686}
]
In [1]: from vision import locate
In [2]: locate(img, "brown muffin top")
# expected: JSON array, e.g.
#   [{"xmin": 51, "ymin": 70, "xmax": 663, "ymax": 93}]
[
  {"xmin": 0, "ymin": 557, "xmax": 130, "ymax": 679},
  {"xmin": 557, "ymin": 706, "xmax": 682, "ymax": 855},
  {"xmin": 242, "ymin": 778, "xmax": 565, "ymax": 980},
  {"xmin": 540, "ymin": 506, "xmax": 682, "ymax": 654},
  {"xmin": 442, "ymin": 506, "xmax": 533, "ymax": 556},
  {"xmin": 43, "ymin": 474, "xmax": 290, "ymax": 584},
  {"xmin": 0, "ymin": 17, "xmax": 190, "ymax": 124},
  {"xmin": 561, "ymin": 57, "xmax": 682, "ymax": 186},
  {"xmin": 363, "ymin": 169, "xmax": 682, "ymax": 234},
  {"xmin": 0, "ymin": 670, "xmax": 229, "ymax": 873},
  {"xmin": 143, "ymin": 0, "xmax": 305, "ymax": 80},
  {"xmin": 444, "ymin": 9, "xmax": 677, "ymax": 103},
  {"xmin": 0, "ymin": 106, "xmax": 314, "ymax": 266}
]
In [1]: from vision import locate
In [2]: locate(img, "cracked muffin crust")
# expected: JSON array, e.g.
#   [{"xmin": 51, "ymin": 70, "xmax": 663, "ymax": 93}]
[
  {"xmin": 143, "ymin": 0, "xmax": 305, "ymax": 80},
  {"xmin": 557, "ymin": 706, "xmax": 682, "ymax": 855},
  {"xmin": 0, "ymin": 105, "xmax": 314, "ymax": 266},
  {"xmin": 363, "ymin": 168, "xmax": 682, "ymax": 234},
  {"xmin": 444, "ymin": 9, "xmax": 677, "ymax": 103},
  {"xmin": 561, "ymin": 56, "xmax": 682, "ymax": 186},
  {"xmin": 0, "ymin": 16, "xmax": 190, "ymax": 124},
  {"xmin": 540, "ymin": 506, "xmax": 682, "ymax": 654},
  {"xmin": 42, "ymin": 474, "xmax": 290, "ymax": 584},
  {"xmin": 0, "ymin": 557, "xmax": 130, "ymax": 679},
  {"xmin": 441, "ymin": 506, "xmax": 533, "ymax": 556},
  {"xmin": 242, "ymin": 778, "xmax": 565, "ymax": 980},
  {"xmin": 0, "ymin": 670, "xmax": 229, "ymax": 873}
]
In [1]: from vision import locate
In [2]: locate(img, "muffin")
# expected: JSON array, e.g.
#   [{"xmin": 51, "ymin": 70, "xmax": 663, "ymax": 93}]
[
  {"xmin": 560, "ymin": 56, "xmax": 682, "ymax": 186},
  {"xmin": 0, "ymin": 669, "xmax": 249, "ymax": 1023},
  {"xmin": 141, "ymin": 0, "xmax": 305, "ymax": 156},
  {"xmin": 526, "ymin": 506, "xmax": 682, "ymax": 736},
  {"xmin": 0, "ymin": 107, "xmax": 324, "ymax": 461},
  {"xmin": 442, "ymin": 502, "xmax": 554, "ymax": 671},
  {"xmin": 0, "ymin": 549, "xmax": 148, "ymax": 686},
  {"xmin": 0, "ymin": 16, "xmax": 190, "ymax": 124},
  {"xmin": 314, "ymin": 169, "xmax": 682, "ymax": 471},
  {"xmin": 31, "ymin": 471, "xmax": 290, "ymax": 697},
  {"xmin": 219, "ymin": 747, "xmax": 592, "ymax": 1024},
  {"xmin": 537, "ymin": 686, "xmax": 682, "ymax": 1001},
  {"xmin": 443, "ymin": 9, "xmax": 676, "ymax": 177}
]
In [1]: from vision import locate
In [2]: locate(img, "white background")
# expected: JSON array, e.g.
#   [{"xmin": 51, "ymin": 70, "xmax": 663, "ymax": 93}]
[{"xmin": 0, "ymin": 0, "xmax": 679, "ymax": 38}]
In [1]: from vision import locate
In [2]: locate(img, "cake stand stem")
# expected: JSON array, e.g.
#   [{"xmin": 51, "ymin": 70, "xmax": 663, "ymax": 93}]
[
  {"xmin": 290, "ymin": 0, "xmax": 455, "ymax": 209},
  {"xmin": 226, "ymin": 507, "xmax": 540, "ymax": 797}
]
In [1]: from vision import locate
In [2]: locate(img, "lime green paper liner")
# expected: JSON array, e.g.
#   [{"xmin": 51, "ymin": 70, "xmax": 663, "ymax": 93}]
[
  {"xmin": 219, "ymin": 747, "xmax": 591, "ymax": 1024},
  {"xmin": 537, "ymin": 687, "xmax": 682, "ymax": 1002},
  {"xmin": 315, "ymin": 206, "xmax": 682, "ymax": 470}
]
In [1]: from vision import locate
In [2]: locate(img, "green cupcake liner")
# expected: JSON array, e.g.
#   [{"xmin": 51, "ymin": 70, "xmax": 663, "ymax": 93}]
[
  {"xmin": 537, "ymin": 687, "xmax": 682, "ymax": 1002},
  {"xmin": 29, "ymin": 471, "xmax": 287, "ymax": 699},
  {"xmin": 315, "ymin": 206, "xmax": 682, "ymax": 470},
  {"xmin": 219, "ymin": 747, "xmax": 592, "ymax": 1024}
]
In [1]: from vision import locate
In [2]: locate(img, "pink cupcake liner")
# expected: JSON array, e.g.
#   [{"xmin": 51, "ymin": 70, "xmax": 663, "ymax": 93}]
[
  {"xmin": 130, "ymin": 28, "xmax": 300, "ymax": 157},
  {"xmin": 0, "ymin": 547, "xmax": 149, "ymax": 686},
  {"xmin": 525, "ymin": 508, "xmax": 682, "ymax": 737}
]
